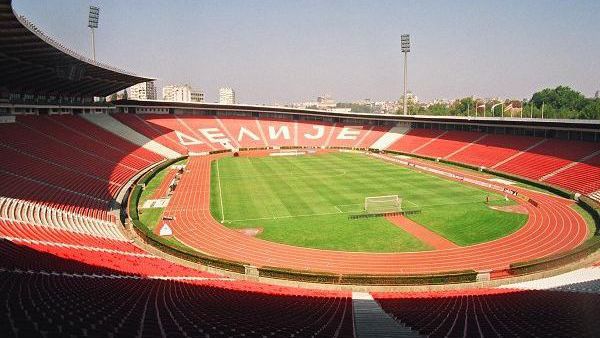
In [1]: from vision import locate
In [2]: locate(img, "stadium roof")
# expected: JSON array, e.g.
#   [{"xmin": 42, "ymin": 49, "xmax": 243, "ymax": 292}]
[{"xmin": 0, "ymin": 0, "xmax": 153, "ymax": 97}]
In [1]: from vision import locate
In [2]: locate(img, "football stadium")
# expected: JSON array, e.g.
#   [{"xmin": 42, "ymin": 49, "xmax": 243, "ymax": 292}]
[{"xmin": 1, "ymin": 0, "xmax": 599, "ymax": 337}]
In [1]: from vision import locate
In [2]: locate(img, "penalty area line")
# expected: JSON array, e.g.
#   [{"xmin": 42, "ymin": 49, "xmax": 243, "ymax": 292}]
[{"xmin": 403, "ymin": 199, "xmax": 420, "ymax": 208}]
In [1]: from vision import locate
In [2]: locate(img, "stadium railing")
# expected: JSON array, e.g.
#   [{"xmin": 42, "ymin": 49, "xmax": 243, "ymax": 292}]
[{"xmin": 257, "ymin": 266, "xmax": 478, "ymax": 285}]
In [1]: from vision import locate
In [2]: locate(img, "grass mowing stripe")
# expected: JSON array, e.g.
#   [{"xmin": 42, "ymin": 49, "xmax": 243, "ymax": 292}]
[
  {"xmin": 259, "ymin": 158, "xmax": 318, "ymax": 216},
  {"xmin": 282, "ymin": 156, "xmax": 355, "ymax": 213},
  {"xmin": 227, "ymin": 158, "xmax": 274, "ymax": 220}
]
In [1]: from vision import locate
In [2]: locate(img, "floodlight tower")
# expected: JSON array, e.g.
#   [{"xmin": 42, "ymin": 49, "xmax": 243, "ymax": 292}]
[
  {"xmin": 88, "ymin": 6, "xmax": 100, "ymax": 61},
  {"xmin": 401, "ymin": 34, "xmax": 410, "ymax": 115}
]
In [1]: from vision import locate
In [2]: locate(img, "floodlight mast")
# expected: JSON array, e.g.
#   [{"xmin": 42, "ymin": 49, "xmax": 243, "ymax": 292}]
[
  {"xmin": 401, "ymin": 34, "xmax": 410, "ymax": 115},
  {"xmin": 88, "ymin": 6, "xmax": 100, "ymax": 61}
]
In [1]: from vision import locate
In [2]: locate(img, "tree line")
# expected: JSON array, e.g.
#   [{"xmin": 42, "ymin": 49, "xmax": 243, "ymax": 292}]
[{"xmin": 401, "ymin": 86, "xmax": 600, "ymax": 120}]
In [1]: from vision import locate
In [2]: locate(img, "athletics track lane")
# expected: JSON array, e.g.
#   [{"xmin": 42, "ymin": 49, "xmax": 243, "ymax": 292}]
[{"xmin": 164, "ymin": 154, "xmax": 588, "ymax": 275}]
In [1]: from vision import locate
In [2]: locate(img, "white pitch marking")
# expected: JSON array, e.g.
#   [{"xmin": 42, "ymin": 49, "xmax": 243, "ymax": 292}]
[{"xmin": 216, "ymin": 160, "xmax": 225, "ymax": 222}]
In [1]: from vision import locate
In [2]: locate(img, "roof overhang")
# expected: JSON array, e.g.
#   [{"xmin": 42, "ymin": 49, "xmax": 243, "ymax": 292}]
[{"xmin": 0, "ymin": 0, "xmax": 154, "ymax": 97}]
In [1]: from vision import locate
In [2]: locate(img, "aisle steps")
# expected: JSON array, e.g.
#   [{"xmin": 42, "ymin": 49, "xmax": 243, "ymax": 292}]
[
  {"xmin": 370, "ymin": 124, "xmax": 411, "ymax": 150},
  {"xmin": 353, "ymin": 292, "xmax": 422, "ymax": 338},
  {"xmin": 82, "ymin": 114, "xmax": 182, "ymax": 159}
]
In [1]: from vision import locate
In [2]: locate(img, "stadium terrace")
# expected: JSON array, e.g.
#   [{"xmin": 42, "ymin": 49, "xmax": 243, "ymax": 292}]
[{"xmin": 0, "ymin": 0, "xmax": 599, "ymax": 337}]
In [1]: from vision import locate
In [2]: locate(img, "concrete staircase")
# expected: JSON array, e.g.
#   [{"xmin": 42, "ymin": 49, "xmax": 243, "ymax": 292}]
[
  {"xmin": 82, "ymin": 113, "xmax": 182, "ymax": 159},
  {"xmin": 353, "ymin": 292, "xmax": 422, "ymax": 338},
  {"xmin": 370, "ymin": 123, "xmax": 411, "ymax": 150}
]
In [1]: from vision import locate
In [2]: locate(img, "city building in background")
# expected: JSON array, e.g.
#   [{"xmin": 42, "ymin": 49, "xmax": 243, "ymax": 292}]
[
  {"xmin": 163, "ymin": 84, "xmax": 204, "ymax": 103},
  {"xmin": 316, "ymin": 95, "xmax": 336, "ymax": 109},
  {"xmin": 190, "ymin": 90, "xmax": 204, "ymax": 103},
  {"xmin": 128, "ymin": 81, "xmax": 157, "ymax": 100},
  {"xmin": 219, "ymin": 87, "xmax": 236, "ymax": 104},
  {"xmin": 399, "ymin": 91, "xmax": 418, "ymax": 107}
]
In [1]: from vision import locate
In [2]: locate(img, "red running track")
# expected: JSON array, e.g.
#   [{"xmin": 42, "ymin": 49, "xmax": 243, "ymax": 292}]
[{"xmin": 164, "ymin": 153, "xmax": 588, "ymax": 275}]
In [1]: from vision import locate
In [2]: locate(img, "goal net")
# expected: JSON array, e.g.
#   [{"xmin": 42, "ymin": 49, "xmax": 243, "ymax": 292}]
[{"xmin": 364, "ymin": 195, "xmax": 402, "ymax": 214}]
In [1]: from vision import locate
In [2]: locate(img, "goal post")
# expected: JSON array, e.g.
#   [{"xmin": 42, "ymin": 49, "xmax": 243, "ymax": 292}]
[{"xmin": 364, "ymin": 195, "xmax": 402, "ymax": 214}]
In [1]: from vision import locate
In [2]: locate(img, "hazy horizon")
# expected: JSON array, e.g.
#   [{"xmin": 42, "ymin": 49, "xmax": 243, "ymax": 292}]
[{"xmin": 13, "ymin": 0, "xmax": 600, "ymax": 104}]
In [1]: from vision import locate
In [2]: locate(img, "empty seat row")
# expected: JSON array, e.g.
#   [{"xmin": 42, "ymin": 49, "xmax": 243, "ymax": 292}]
[
  {"xmin": 375, "ymin": 289, "xmax": 600, "ymax": 337},
  {"xmin": 0, "ymin": 197, "xmax": 124, "ymax": 240}
]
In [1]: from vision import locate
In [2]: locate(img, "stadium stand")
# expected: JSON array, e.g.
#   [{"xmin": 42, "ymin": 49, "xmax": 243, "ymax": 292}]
[
  {"xmin": 146, "ymin": 115, "xmax": 216, "ymax": 153},
  {"xmin": 413, "ymin": 131, "xmax": 485, "ymax": 158},
  {"xmin": 495, "ymin": 138, "xmax": 599, "ymax": 180},
  {"xmin": 216, "ymin": 116, "xmax": 269, "ymax": 148},
  {"xmin": 544, "ymin": 153, "xmax": 600, "ymax": 194},
  {"xmin": 369, "ymin": 124, "xmax": 410, "ymax": 150},
  {"xmin": 0, "ymin": 240, "xmax": 354, "ymax": 338},
  {"xmin": 499, "ymin": 266, "xmax": 600, "ymax": 290},
  {"xmin": 380, "ymin": 126, "xmax": 599, "ymax": 197},
  {"xmin": 82, "ymin": 114, "xmax": 182, "ymax": 159},
  {"xmin": 1, "ymin": 0, "xmax": 599, "ymax": 334},
  {"xmin": 0, "ymin": 197, "xmax": 123, "ymax": 240},
  {"xmin": 352, "ymin": 292, "xmax": 421, "ymax": 337},
  {"xmin": 111, "ymin": 113, "xmax": 189, "ymax": 154},
  {"xmin": 353, "ymin": 126, "xmax": 391, "ymax": 148},
  {"xmin": 255, "ymin": 118, "xmax": 298, "ymax": 148},
  {"xmin": 387, "ymin": 128, "xmax": 446, "ymax": 153},
  {"xmin": 448, "ymin": 134, "xmax": 543, "ymax": 168},
  {"xmin": 374, "ymin": 289, "xmax": 600, "ymax": 337},
  {"xmin": 294, "ymin": 119, "xmax": 335, "ymax": 148},
  {"xmin": 0, "ymin": 115, "xmax": 165, "ymax": 221}
]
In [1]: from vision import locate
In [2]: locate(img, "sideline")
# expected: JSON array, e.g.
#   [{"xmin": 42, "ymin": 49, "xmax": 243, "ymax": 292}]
[{"xmin": 216, "ymin": 160, "xmax": 225, "ymax": 222}]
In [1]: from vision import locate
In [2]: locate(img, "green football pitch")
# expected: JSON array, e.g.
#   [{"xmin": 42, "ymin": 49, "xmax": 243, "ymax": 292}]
[{"xmin": 209, "ymin": 152, "xmax": 527, "ymax": 252}]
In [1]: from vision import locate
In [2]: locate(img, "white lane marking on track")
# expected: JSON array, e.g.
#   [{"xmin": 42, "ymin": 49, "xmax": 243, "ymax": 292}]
[{"xmin": 216, "ymin": 160, "xmax": 225, "ymax": 222}]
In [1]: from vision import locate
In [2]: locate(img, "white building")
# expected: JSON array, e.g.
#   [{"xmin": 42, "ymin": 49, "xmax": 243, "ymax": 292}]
[
  {"xmin": 128, "ymin": 81, "xmax": 157, "ymax": 100},
  {"xmin": 162, "ymin": 84, "xmax": 204, "ymax": 103},
  {"xmin": 400, "ymin": 91, "xmax": 418, "ymax": 106},
  {"xmin": 316, "ymin": 95, "xmax": 336, "ymax": 109},
  {"xmin": 219, "ymin": 87, "xmax": 236, "ymax": 104},
  {"xmin": 162, "ymin": 85, "xmax": 177, "ymax": 101},
  {"xmin": 190, "ymin": 90, "xmax": 204, "ymax": 103}
]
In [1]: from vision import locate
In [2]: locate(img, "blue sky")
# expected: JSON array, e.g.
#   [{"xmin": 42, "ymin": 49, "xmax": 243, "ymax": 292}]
[{"xmin": 12, "ymin": 0, "xmax": 600, "ymax": 103}]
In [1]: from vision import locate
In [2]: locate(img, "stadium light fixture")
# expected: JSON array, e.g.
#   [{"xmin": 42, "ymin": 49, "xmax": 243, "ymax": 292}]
[
  {"xmin": 491, "ymin": 102, "xmax": 503, "ymax": 117},
  {"xmin": 88, "ymin": 6, "xmax": 100, "ymax": 61},
  {"xmin": 476, "ymin": 102, "xmax": 486, "ymax": 117},
  {"xmin": 401, "ymin": 34, "xmax": 410, "ymax": 115}
]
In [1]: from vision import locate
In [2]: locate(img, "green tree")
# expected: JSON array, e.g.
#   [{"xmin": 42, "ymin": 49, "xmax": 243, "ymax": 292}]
[
  {"xmin": 580, "ymin": 99, "xmax": 600, "ymax": 120},
  {"xmin": 530, "ymin": 86, "xmax": 586, "ymax": 112},
  {"xmin": 427, "ymin": 103, "xmax": 450, "ymax": 116},
  {"xmin": 450, "ymin": 97, "xmax": 476, "ymax": 116}
]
